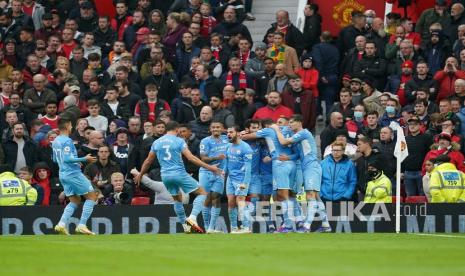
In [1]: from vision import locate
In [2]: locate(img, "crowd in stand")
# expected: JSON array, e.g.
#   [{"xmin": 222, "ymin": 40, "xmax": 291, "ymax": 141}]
[{"xmin": 0, "ymin": 0, "xmax": 464, "ymax": 206}]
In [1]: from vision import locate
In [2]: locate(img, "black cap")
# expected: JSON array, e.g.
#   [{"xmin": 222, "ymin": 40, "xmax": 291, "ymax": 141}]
[
  {"xmin": 42, "ymin": 13, "xmax": 53, "ymax": 20},
  {"xmin": 80, "ymin": 2, "xmax": 93, "ymax": 9}
]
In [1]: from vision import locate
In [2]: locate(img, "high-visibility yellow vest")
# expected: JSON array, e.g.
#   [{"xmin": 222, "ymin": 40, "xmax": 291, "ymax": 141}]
[
  {"xmin": 364, "ymin": 173, "xmax": 392, "ymax": 203},
  {"xmin": 430, "ymin": 163, "xmax": 465, "ymax": 203},
  {"xmin": 0, "ymin": 172, "xmax": 37, "ymax": 206}
]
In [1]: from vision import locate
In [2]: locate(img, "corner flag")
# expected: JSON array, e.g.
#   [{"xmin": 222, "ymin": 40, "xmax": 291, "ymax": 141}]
[{"xmin": 394, "ymin": 125, "xmax": 408, "ymax": 233}]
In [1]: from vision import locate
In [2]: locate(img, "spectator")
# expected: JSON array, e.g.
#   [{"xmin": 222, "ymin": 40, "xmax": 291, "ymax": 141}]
[
  {"xmin": 93, "ymin": 16, "xmax": 117, "ymax": 58},
  {"xmin": 341, "ymin": 35, "xmax": 366, "ymax": 76},
  {"xmin": 23, "ymin": 73, "xmax": 56, "ymax": 115},
  {"xmin": 228, "ymin": 88, "xmax": 256, "ymax": 130},
  {"xmin": 209, "ymin": 32, "xmax": 231, "ymax": 69},
  {"xmin": 429, "ymin": 154, "xmax": 465, "ymax": 203},
  {"xmin": 281, "ymin": 74, "xmax": 316, "ymax": 131},
  {"xmin": 320, "ymin": 141, "xmax": 357, "ymax": 201},
  {"xmin": 415, "ymin": 0, "xmax": 451, "ymax": 42},
  {"xmin": 403, "ymin": 116, "xmax": 434, "ymax": 196},
  {"xmin": 1, "ymin": 93, "xmax": 34, "ymax": 130},
  {"xmin": 178, "ymin": 123, "xmax": 201, "ymax": 178},
  {"xmin": 163, "ymin": 12, "xmax": 188, "ymax": 64},
  {"xmin": 86, "ymin": 99, "xmax": 108, "ymax": 133},
  {"xmin": 267, "ymin": 63, "xmax": 290, "ymax": 94},
  {"xmin": 327, "ymin": 89, "xmax": 354, "ymax": 123},
  {"xmin": 320, "ymin": 112, "xmax": 346, "ymax": 156},
  {"xmin": 252, "ymin": 91, "xmax": 293, "ymax": 121},
  {"xmin": 362, "ymin": 78, "xmax": 383, "ymax": 116},
  {"xmin": 84, "ymin": 145, "xmax": 121, "ymax": 196},
  {"xmin": 135, "ymin": 84, "xmax": 171, "ymax": 123},
  {"xmin": 3, "ymin": 122, "xmax": 40, "ymax": 173},
  {"xmin": 22, "ymin": 54, "xmax": 50, "ymax": 86},
  {"xmin": 30, "ymin": 162, "xmax": 58, "ymax": 206},
  {"xmin": 232, "ymin": 38, "xmax": 255, "ymax": 68},
  {"xmin": 69, "ymin": 46, "xmax": 88, "ymax": 81},
  {"xmin": 434, "ymin": 56, "xmax": 465, "ymax": 101},
  {"xmin": 295, "ymin": 53, "xmax": 319, "ymax": 96},
  {"xmin": 195, "ymin": 64, "xmax": 223, "ymax": 102},
  {"xmin": 127, "ymin": 116, "xmax": 143, "ymax": 144},
  {"xmin": 189, "ymin": 105, "xmax": 213, "ymax": 140},
  {"xmin": 10, "ymin": 0, "xmax": 34, "ymax": 30},
  {"xmin": 111, "ymin": 0, "xmax": 133, "ymax": 41},
  {"xmin": 60, "ymin": 95, "xmax": 81, "ymax": 127},
  {"xmin": 323, "ymin": 130, "xmax": 358, "ymax": 159},
  {"xmin": 337, "ymin": 11, "xmax": 367, "ymax": 56},
  {"xmin": 263, "ymin": 10, "xmax": 304, "ymax": 56},
  {"xmin": 353, "ymin": 41, "xmax": 387, "ymax": 91},
  {"xmin": 365, "ymin": 18, "xmax": 389, "ymax": 58},
  {"xmin": 348, "ymin": 78, "xmax": 364, "ymax": 106},
  {"xmin": 0, "ymin": 164, "xmax": 37, "ymax": 206},
  {"xmin": 18, "ymin": 166, "xmax": 43, "ymax": 205},
  {"xmin": 103, "ymin": 172, "xmax": 133, "ymax": 205},
  {"xmin": 302, "ymin": 4, "xmax": 322, "ymax": 52},
  {"xmin": 363, "ymin": 161, "xmax": 392, "ymax": 203},
  {"xmin": 209, "ymin": 95, "xmax": 235, "ymax": 128},
  {"xmin": 211, "ymin": 6, "xmax": 252, "ymax": 46},
  {"xmin": 79, "ymin": 130, "xmax": 104, "ymax": 158},
  {"xmin": 423, "ymin": 30, "xmax": 452, "ymax": 75},
  {"xmin": 373, "ymin": 127, "xmax": 397, "ymax": 182},
  {"xmin": 423, "ymin": 132, "xmax": 465, "ymax": 174},
  {"xmin": 386, "ymin": 39, "xmax": 423, "ymax": 77},
  {"xmin": 22, "ymin": 0, "xmax": 45, "ymax": 31},
  {"xmin": 141, "ymin": 59, "xmax": 177, "ymax": 104},
  {"xmin": 177, "ymin": 87, "xmax": 206, "ymax": 124},
  {"xmin": 379, "ymin": 98, "xmax": 401, "ymax": 128},
  {"xmin": 356, "ymin": 137, "xmax": 387, "ymax": 200},
  {"xmin": 266, "ymin": 32, "xmax": 300, "ymax": 75},
  {"xmin": 312, "ymin": 31, "xmax": 340, "ymax": 116},
  {"xmin": 222, "ymin": 57, "xmax": 254, "ymax": 90},
  {"xmin": 404, "ymin": 62, "xmax": 439, "ymax": 104}
]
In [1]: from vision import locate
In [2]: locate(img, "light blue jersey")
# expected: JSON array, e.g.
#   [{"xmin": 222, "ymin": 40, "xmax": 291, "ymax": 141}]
[
  {"xmin": 151, "ymin": 134, "xmax": 188, "ymax": 176},
  {"xmin": 255, "ymin": 127, "xmax": 293, "ymax": 160},
  {"xmin": 52, "ymin": 135, "xmax": 86, "ymax": 176},
  {"xmin": 226, "ymin": 141, "xmax": 253, "ymax": 196},
  {"xmin": 199, "ymin": 135, "xmax": 229, "ymax": 172},
  {"xmin": 246, "ymin": 140, "xmax": 262, "ymax": 173},
  {"xmin": 52, "ymin": 135, "xmax": 93, "ymax": 196},
  {"xmin": 291, "ymin": 129, "xmax": 318, "ymax": 166}
]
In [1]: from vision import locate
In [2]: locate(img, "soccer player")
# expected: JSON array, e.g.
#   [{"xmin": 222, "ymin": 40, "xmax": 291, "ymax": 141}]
[
  {"xmin": 199, "ymin": 121, "xmax": 229, "ymax": 233},
  {"xmin": 243, "ymin": 119, "xmax": 262, "ymax": 217},
  {"xmin": 53, "ymin": 119, "xmax": 98, "ymax": 235},
  {"xmin": 272, "ymin": 114, "xmax": 331, "ymax": 232},
  {"xmin": 134, "ymin": 121, "xmax": 222, "ymax": 233},
  {"xmin": 225, "ymin": 126, "xmax": 253, "ymax": 234},
  {"xmin": 242, "ymin": 119, "xmax": 297, "ymax": 233}
]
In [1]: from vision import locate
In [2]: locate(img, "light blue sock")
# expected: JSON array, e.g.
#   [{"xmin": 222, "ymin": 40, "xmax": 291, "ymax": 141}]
[
  {"xmin": 317, "ymin": 199, "xmax": 330, "ymax": 227},
  {"xmin": 281, "ymin": 200, "xmax": 292, "ymax": 228},
  {"xmin": 79, "ymin": 200, "xmax": 96, "ymax": 226},
  {"xmin": 208, "ymin": 207, "xmax": 221, "ymax": 231},
  {"xmin": 250, "ymin": 197, "xmax": 258, "ymax": 216},
  {"xmin": 190, "ymin": 194, "xmax": 207, "ymax": 218},
  {"xmin": 202, "ymin": 206, "xmax": 211, "ymax": 228},
  {"xmin": 59, "ymin": 202, "xmax": 78, "ymax": 225},
  {"xmin": 291, "ymin": 197, "xmax": 303, "ymax": 223},
  {"xmin": 173, "ymin": 202, "xmax": 186, "ymax": 223},
  {"xmin": 305, "ymin": 199, "xmax": 318, "ymax": 227},
  {"xmin": 228, "ymin": 208, "xmax": 238, "ymax": 229},
  {"xmin": 238, "ymin": 204, "xmax": 251, "ymax": 228}
]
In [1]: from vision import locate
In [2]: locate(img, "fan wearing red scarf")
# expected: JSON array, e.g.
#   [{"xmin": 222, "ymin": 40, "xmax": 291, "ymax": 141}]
[
  {"xmin": 223, "ymin": 57, "xmax": 253, "ymax": 90},
  {"xmin": 31, "ymin": 162, "xmax": 55, "ymax": 206}
]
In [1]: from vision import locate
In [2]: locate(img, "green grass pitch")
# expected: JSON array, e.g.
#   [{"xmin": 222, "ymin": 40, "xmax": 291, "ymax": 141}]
[{"xmin": 1, "ymin": 234, "xmax": 465, "ymax": 275}]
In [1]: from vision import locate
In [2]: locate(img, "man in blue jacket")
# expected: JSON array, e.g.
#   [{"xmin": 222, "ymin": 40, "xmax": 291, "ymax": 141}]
[{"xmin": 320, "ymin": 141, "xmax": 357, "ymax": 201}]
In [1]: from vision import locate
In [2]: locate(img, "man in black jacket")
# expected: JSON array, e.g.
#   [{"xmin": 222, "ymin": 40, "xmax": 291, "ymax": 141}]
[
  {"xmin": 228, "ymin": 88, "xmax": 256, "ymax": 130},
  {"xmin": 337, "ymin": 11, "xmax": 367, "ymax": 57},
  {"xmin": 403, "ymin": 116, "xmax": 433, "ymax": 196},
  {"xmin": 3, "ymin": 122, "xmax": 40, "ymax": 173},
  {"xmin": 353, "ymin": 41, "xmax": 387, "ymax": 91},
  {"xmin": 176, "ymin": 87, "xmax": 206, "ymax": 124},
  {"xmin": 340, "ymin": 35, "xmax": 366, "ymax": 76},
  {"xmin": 195, "ymin": 64, "xmax": 223, "ymax": 102},
  {"xmin": 320, "ymin": 112, "xmax": 347, "ymax": 156},
  {"xmin": 189, "ymin": 105, "xmax": 213, "ymax": 140},
  {"xmin": 93, "ymin": 15, "xmax": 117, "ymax": 58},
  {"xmin": 404, "ymin": 61, "xmax": 439, "ymax": 103},
  {"xmin": 211, "ymin": 6, "xmax": 252, "ymax": 46},
  {"xmin": 209, "ymin": 95, "xmax": 235, "ymax": 128}
]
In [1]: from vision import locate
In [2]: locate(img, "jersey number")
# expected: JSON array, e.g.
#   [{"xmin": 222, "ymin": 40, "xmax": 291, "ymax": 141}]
[{"xmin": 163, "ymin": 145, "xmax": 172, "ymax": 161}]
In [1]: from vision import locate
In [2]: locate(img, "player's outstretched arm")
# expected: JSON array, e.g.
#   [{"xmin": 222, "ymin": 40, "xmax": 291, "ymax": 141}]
[
  {"xmin": 183, "ymin": 148, "xmax": 222, "ymax": 175},
  {"xmin": 135, "ymin": 152, "xmax": 156, "ymax": 185},
  {"xmin": 270, "ymin": 124, "xmax": 293, "ymax": 146},
  {"xmin": 241, "ymin": 132, "xmax": 257, "ymax": 141}
]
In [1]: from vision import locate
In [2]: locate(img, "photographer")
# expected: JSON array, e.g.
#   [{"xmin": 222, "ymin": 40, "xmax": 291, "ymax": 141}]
[{"xmin": 103, "ymin": 172, "xmax": 133, "ymax": 205}]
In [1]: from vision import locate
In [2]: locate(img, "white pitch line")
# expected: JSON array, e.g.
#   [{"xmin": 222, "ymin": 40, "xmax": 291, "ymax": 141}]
[{"xmin": 413, "ymin": 233, "xmax": 465, "ymax": 239}]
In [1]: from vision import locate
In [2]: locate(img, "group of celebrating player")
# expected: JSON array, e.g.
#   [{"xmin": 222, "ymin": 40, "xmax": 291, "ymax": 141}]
[{"xmin": 51, "ymin": 114, "xmax": 330, "ymax": 235}]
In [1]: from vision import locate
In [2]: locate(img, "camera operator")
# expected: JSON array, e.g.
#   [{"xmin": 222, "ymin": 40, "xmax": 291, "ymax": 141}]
[{"xmin": 103, "ymin": 172, "xmax": 133, "ymax": 205}]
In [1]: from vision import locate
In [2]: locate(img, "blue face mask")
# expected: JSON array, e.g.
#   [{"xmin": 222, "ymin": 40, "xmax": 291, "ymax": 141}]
[
  {"xmin": 386, "ymin": 106, "xmax": 396, "ymax": 114},
  {"xmin": 354, "ymin": 111, "xmax": 364, "ymax": 120}
]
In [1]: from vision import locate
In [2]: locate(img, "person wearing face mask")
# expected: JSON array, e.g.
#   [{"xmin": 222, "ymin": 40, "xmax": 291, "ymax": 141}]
[
  {"xmin": 422, "ymin": 132, "xmax": 465, "ymax": 174},
  {"xmin": 379, "ymin": 97, "xmax": 401, "ymax": 128},
  {"xmin": 363, "ymin": 160, "xmax": 392, "ymax": 203},
  {"xmin": 345, "ymin": 104, "xmax": 367, "ymax": 140}
]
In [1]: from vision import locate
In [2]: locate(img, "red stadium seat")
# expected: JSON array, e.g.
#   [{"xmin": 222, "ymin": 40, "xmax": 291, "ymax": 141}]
[
  {"xmin": 392, "ymin": 196, "xmax": 404, "ymax": 203},
  {"xmin": 131, "ymin": 197, "xmax": 150, "ymax": 205},
  {"xmin": 404, "ymin": 196, "xmax": 428, "ymax": 203}
]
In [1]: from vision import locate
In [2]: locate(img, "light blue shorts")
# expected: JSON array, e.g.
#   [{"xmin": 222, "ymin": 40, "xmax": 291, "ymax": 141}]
[
  {"xmin": 272, "ymin": 160, "xmax": 296, "ymax": 190},
  {"xmin": 248, "ymin": 174, "xmax": 262, "ymax": 195},
  {"xmin": 226, "ymin": 178, "xmax": 249, "ymax": 196},
  {"xmin": 60, "ymin": 173, "xmax": 94, "ymax": 197},
  {"xmin": 260, "ymin": 174, "xmax": 273, "ymax": 195},
  {"xmin": 199, "ymin": 171, "xmax": 224, "ymax": 194},
  {"xmin": 292, "ymin": 164, "xmax": 303, "ymax": 194},
  {"xmin": 162, "ymin": 173, "xmax": 199, "ymax": 195},
  {"xmin": 303, "ymin": 161, "xmax": 322, "ymax": 192}
]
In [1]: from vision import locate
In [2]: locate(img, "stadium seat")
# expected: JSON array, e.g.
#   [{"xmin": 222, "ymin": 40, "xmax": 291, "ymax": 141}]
[
  {"xmin": 391, "ymin": 196, "xmax": 404, "ymax": 203},
  {"xmin": 404, "ymin": 196, "xmax": 428, "ymax": 203},
  {"xmin": 131, "ymin": 197, "xmax": 150, "ymax": 205}
]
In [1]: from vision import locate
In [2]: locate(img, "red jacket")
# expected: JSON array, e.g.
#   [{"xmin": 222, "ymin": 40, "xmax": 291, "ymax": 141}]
[
  {"xmin": 422, "ymin": 147, "xmax": 465, "ymax": 175},
  {"xmin": 434, "ymin": 70, "xmax": 465, "ymax": 102},
  {"xmin": 295, "ymin": 68, "xmax": 319, "ymax": 97},
  {"xmin": 22, "ymin": 66, "xmax": 50, "ymax": 85},
  {"xmin": 111, "ymin": 15, "xmax": 133, "ymax": 40},
  {"xmin": 281, "ymin": 88, "xmax": 316, "ymax": 130},
  {"xmin": 253, "ymin": 104, "xmax": 294, "ymax": 122}
]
